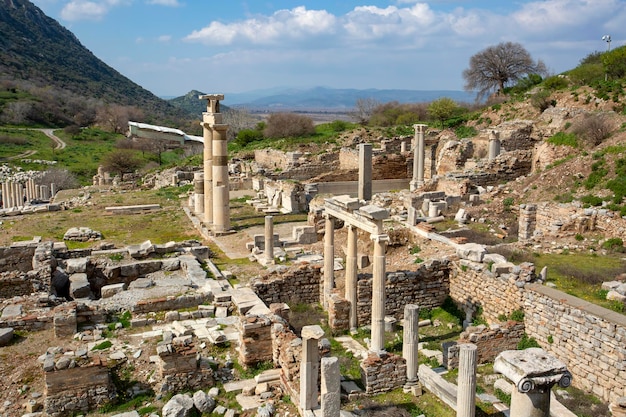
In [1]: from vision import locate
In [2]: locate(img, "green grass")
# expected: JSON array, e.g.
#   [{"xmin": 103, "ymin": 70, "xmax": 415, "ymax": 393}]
[
  {"xmin": 547, "ymin": 131, "xmax": 579, "ymax": 148},
  {"xmin": 533, "ymin": 252, "xmax": 626, "ymax": 313}
]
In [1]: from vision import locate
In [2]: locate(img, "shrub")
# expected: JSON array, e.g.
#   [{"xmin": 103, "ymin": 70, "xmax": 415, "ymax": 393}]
[
  {"xmin": 455, "ymin": 125, "xmax": 478, "ymax": 138},
  {"xmin": 509, "ymin": 310, "xmax": 525, "ymax": 322},
  {"xmin": 580, "ymin": 194, "xmax": 604, "ymax": 206},
  {"xmin": 530, "ymin": 89, "xmax": 553, "ymax": 112},
  {"xmin": 575, "ymin": 233, "xmax": 584, "ymax": 241},
  {"xmin": 235, "ymin": 128, "xmax": 264, "ymax": 147},
  {"xmin": 517, "ymin": 334, "xmax": 540, "ymax": 349},
  {"xmin": 543, "ymin": 75, "xmax": 569, "ymax": 91},
  {"xmin": 602, "ymin": 237, "xmax": 624, "ymax": 252},
  {"xmin": 572, "ymin": 113, "xmax": 613, "ymax": 146},
  {"xmin": 263, "ymin": 113, "xmax": 315, "ymax": 139}
]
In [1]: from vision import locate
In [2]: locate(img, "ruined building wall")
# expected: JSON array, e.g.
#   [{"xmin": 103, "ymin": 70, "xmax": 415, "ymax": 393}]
[
  {"xmin": 0, "ymin": 246, "xmax": 37, "ymax": 273},
  {"xmin": 450, "ymin": 257, "xmax": 626, "ymax": 404},
  {"xmin": 444, "ymin": 321, "xmax": 525, "ymax": 369},
  {"xmin": 251, "ymin": 264, "xmax": 322, "ymax": 306},
  {"xmin": 0, "ymin": 272, "xmax": 33, "ymax": 298},
  {"xmin": 523, "ymin": 284, "xmax": 626, "ymax": 404},
  {"xmin": 449, "ymin": 260, "xmax": 531, "ymax": 324},
  {"xmin": 356, "ymin": 260, "xmax": 450, "ymax": 326}
]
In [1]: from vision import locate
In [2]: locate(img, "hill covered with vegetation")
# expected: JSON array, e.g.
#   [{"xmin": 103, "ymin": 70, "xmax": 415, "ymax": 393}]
[{"xmin": 0, "ymin": 0, "xmax": 193, "ymax": 128}]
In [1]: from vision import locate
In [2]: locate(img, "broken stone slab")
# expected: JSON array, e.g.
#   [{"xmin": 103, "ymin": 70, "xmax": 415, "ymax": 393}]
[
  {"xmin": 456, "ymin": 243, "xmax": 486, "ymax": 263},
  {"xmin": 358, "ymin": 204, "xmax": 389, "ymax": 220},
  {"xmin": 111, "ymin": 411, "xmax": 140, "ymax": 417},
  {"xmin": 254, "ymin": 369, "xmax": 281, "ymax": 384},
  {"xmin": 224, "ymin": 378, "xmax": 257, "ymax": 393},
  {"xmin": 129, "ymin": 278, "xmax": 154, "ymax": 289},
  {"xmin": 65, "ymin": 257, "xmax": 89, "ymax": 274},
  {"xmin": 1, "ymin": 304, "xmax": 22, "ymax": 319},
  {"xmin": 69, "ymin": 273, "xmax": 91, "ymax": 299},
  {"xmin": 193, "ymin": 390, "xmax": 216, "ymax": 414},
  {"xmin": 128, "ymin": 240, "xmax": 155, "ymax": 259},
  {"xmin": 162, "ymin": 393, "xmax": 194, "ymax": 417},
  {"xmin": 101, "ymin": 283, "xmax": 127, "ymax": 298},
  {"xmin": 0, "ymin": 328, "xmax": 13, "ymax": 346},
  {"xmin": 301, "ymin": 324, "xmax": 325, "ymax": 340}
]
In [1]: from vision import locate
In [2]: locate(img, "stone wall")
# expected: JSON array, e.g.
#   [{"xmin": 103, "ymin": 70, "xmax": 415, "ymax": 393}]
[
  {"xmin": 449, "ymin": 253, "xmax": 626, "ymax": 404},
  {"xmin": 0, "ymin": 272, "xmax": 33, "ymax": 298},
  {"xmin": 444, "ymin": 321, "xmax": 525, "ymax": 369},
  {"xmin": 356, "ymin": 260, "xmax": 450, "ymax": 326},
  {"xmin": 523, "ymin": 284, "xmax": 626, "ymax": 403},
  {"xmin": 239, "ymin": 314, "xmax": 274, "ymax": 368},
  {"xmin": 0, "ymin": 246, "xmax": 36, "ymax": 273},
  {"xmin": 156, "ymin": 341, "xmax": 214, "ymax": 394},
  {"xmin": 360, "ymin": 352, "xmax": 406, "ymax": 394},
  {"xmin": 251, "ymin": 264, "xmax": 322, "ymax": 306},
  {"xmin": 44, "ymin": 363, "xmax": 116, "ymax": 416},
  {"xmin": 328, "ymin": 294, "xmax": 350, "ymax": 332},
  {"xmin": 449, "ymin": 259, "xmax": 533, "ymax": 324},
  {"xmin": 272, "ymin": 321, "xmax": 302, "ymax": 398}
]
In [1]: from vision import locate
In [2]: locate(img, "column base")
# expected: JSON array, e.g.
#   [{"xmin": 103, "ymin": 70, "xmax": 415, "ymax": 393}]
[
  {"xmin": 409, "ymin": 180, "xmax": 424, "ymax": 191},
  {"xmin": 403, "ymin": 381, "xmax": 422, "ymax": 396}
]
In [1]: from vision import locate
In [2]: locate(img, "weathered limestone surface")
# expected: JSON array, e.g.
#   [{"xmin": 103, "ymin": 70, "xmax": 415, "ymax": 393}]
[{"xmin": 239, "ymin": 314, "xmax": 273, "ymax": 368}]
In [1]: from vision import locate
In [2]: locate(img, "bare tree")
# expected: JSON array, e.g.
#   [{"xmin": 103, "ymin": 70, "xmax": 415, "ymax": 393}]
[
  {"xmin": 351, "ymin": 97, "xmax": 381, "ymax": 125},
  {"xmin": 96, "ymin": 105, "xmax": 144, "ymax": 134},
  {"xmin": 263, "ymin": 113, "xmax": 315, "ymax": 139},
  {"xmin": 224, "ymin": 107, "xmax": 260, "ymax": 141},
  {"xmin": 37, "ymin": 168, "xmax": 79, "ymax": 191},
  {"xmin": 102, "ymin": 149, "xmax": 142, "ymax": 179},
  {"xmin": 463, "ymin": 42, "xmax": 547, "ymax": 101}
]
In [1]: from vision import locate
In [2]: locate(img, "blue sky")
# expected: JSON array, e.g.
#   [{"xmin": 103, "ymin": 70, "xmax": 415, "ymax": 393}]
[{"xmin": 30, "ymin": 0, "xmax": 626, "ymax": 98}]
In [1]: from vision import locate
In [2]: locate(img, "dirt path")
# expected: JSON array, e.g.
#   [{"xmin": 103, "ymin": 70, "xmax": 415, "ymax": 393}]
[{"xmin": 40, "ymin": 128, "xmax": 66, "ymax": 150}]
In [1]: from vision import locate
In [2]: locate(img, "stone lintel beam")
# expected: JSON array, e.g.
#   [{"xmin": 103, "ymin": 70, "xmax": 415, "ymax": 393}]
[
  {"xmin": 494, "ymin": 348, "xmax": 572, "ymax": 393},
  {"xmin": 331, "ymin": 195, "xmax": 362, "ymax": 212},
  {"xmin": 324, "ymin": 199, "xmax": 385, "ymax": 235},
  {"xmin": 359, "ymin": 205, "xmax": 389, "ymax": 221}
]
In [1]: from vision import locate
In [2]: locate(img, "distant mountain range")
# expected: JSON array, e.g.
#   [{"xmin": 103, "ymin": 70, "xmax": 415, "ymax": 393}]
[
  {"xmin": 223, "ymin": 86, "xmax": 477, "ymax": 109},
  {"xmin": 166, "ymin": 87, "xmax": 477, "ymax": 115}
]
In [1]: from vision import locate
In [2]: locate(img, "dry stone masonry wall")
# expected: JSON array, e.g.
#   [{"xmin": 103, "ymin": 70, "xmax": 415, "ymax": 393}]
[
  {"xmin": 356, "ymin": 260, "xmax": 450, "ymax": 326},
  {"xmin": 252, "ymin": 264, "xmax": 322, "ymax": 306}
]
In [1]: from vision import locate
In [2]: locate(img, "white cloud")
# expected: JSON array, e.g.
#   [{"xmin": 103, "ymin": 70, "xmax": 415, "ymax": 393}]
[
  {"xmin": 60, "ymin": 0, "xmax": 130, "ymax": 21},
  {"xmin": 146, "ymin": 0, "xmax": 180, "ymax": 6},
  {"xmin": 158, "ymin": 35, "xmax": 172, "ymax": 42},
  {"xmin": 185, "ymin": 6, "xmax": 336, "ymax": 45}
]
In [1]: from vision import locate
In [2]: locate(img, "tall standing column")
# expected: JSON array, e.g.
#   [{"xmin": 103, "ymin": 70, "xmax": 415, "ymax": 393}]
[
  {"xmin": 212, "ymin": 122, "xmax": 230, "ymax": 233},
  {"xmin": 358, "ymin": 143, "xmax": 372, "ymax": 201},
  {"xmin": 403, "ymin": 304, "xmax": 420, "ymax": 387},
  {"xmin": 16, "ymin": 182, "xmax": 24, "ymax": 206},
  {"xmin": 345, "ymin": 225, "xmax": 358, "ymax": 331},
  {"xmin": 300, "ymin": 325, "xmax": 325, "ymax": 411},
  {"xmin": 457, "ymin": 344, "xmax": 477, "ymax": 417},
  {"xmin": 370, "ymin": 234, "xmax": 389, "ymax": 353},
  {"xmin": 323, "ymin": 215, "xmax": 335, "ymax": 309},
  {"xmin": 410, "ymin": 124, "xmax": 427, "ymax": 191},
  {"xmin": 321, "ymin": 356, "xmax": 341, "ymax": 417},
  {"xmin": 264, "ymin": 215, "xmax": 274, "ymax": 264}
]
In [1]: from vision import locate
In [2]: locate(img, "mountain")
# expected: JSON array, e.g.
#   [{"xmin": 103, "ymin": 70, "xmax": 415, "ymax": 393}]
[
  {"xmin": 0, "ymin": 0, "xmax": 190, "ymax": 125},
  {"xmin": 168, "ymin": 90, "xmax": 232, "ymax": 117},
  {"xmin": 223, "ymin": 86, "xmax": 477, "ymax": 109}
]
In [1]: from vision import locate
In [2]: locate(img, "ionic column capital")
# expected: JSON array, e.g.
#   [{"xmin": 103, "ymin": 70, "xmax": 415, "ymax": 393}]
[{"xmin": 370, "ymin": 234, "xmax": 390, "ymax": 244}]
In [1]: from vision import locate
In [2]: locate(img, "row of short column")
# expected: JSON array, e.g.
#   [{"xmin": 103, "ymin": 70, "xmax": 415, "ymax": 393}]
[
  {"xmin": 199, "ymin": 94, "xmax": 230, "ymax": 234},
  {"xmin": 1, "ymin": 179, "xmax": 52, "ymax": 209}
]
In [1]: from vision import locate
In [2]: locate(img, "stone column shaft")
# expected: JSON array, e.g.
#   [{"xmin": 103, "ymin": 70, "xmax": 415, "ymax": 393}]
[
  {"xmin": 457, "ymin": 344, "xmax": 477, "ymax": 417},
  {"xmin": 410, "ymin": 124, "xmax": 427, "ymax": 190},
  {"xmin": 16, "ymin": 182, "xmax": 24, "ymax": 206},
  {"xmin": 202, "ymin": 122, "xmax": 213, "ymax": 225},
  {"xmin": 488, "ymin": 130, "xmax": 501, "ymax": 161},
  {"xmin": 300, "ymin": 325, "xmax": 324, "ymax": 411},
  {"xmin": 212, "ymin": 124, "xmax": 230, "ymax": 233},
  {"xmin": 370, "ymin": 234, "xmax": 388, "ymax": 353},
  {"xmin": 1, "ymin": 182, "xmax": 6, "ymax": 208},
  {"xmin": 358, "ymin": 143, "xmax": 372, "ymax": 201},
  {"xmin": 323, "ymin": 216, "xmax": 335, "ymax": 309},
  {"xmin": 321, "ymin": 356, "xmax": 341, "ymax": 417},
  {"xmin": 403, "ymin": 304, "xmax": 420, "ymax": 384},
  {"xmin": 265, "ymin": 215, "xmax": 274, "ymax": 263},
  {"xmin": 193, "ymin": 172, "xmax": 204, "ymax": 215},
  {"xmin": 345, "ymin": 225, "xmax": 358, "ymax": 330}
]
